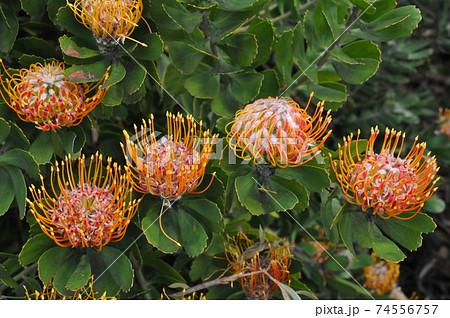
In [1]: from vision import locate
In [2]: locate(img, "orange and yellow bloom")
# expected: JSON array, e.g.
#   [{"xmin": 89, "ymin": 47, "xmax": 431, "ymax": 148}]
[
  {"xmin": 68, "ymin": 0, "xmax": 144, "ymax": 48},
  {"xmin": 439, "ymin": 108, "xmax": 450, "ymax": 137},
  {"xmin": 363, "ymin": 253, "xmax": 400, "ymax": 296},
  {"xmin": 27, "ymin": 153, "xmax": 138, "ymax": 250},
  {"xmin": 226, "ymin": 94, "xmax": 332, "ymax": 167},
  {"xmin": 25, "ymin": 276, "xmax": 114, "ymax": 300},
  {"xmin": 226, "ymin": 232, "xmax": 291, "ymax": 300},
  {"xmin": 331, "ymin": 127, "xmax": 439, "ymax": 219},
  {"xmin": 122, "ymin": 112, "xmax": 218, "ymax": 200},
  {"xmin": 0, "ymin": 60, "xmax": 107, "ymax": 132}
]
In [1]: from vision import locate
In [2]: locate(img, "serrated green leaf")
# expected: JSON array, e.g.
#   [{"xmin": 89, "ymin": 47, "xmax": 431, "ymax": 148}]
[
  {"xmin": 142, "ymin": 205, "xmax": 180, "ymax": 254},
  {"xmin": 0, "ymin": 3, "xmax": 19, "ymax": 53},
  {"xmin": 65, "ymin": 60, "xmax": 109, "ymax": 83},
  {"xmin": 101, "ymin": 62, "xmax": 126, "ymax": 89},
  {"xmin": 276, "ymin": 165, "xmax": 330, "ymax": 192},
  {"xmin": 185, "ymin": 64, "xmax": 220, "ymax": 99}
]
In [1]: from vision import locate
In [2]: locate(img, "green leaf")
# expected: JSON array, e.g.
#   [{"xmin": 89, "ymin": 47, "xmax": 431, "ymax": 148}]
[
  {"xmin": 19, "ymin": 233, "xmax": 55, "ymax": 266},
  {"xmin": 66, "ymin": 254, "xmax": 91, "ymax": 291},
  {"xmin": 360, "ymin": 0, "xmax": 397, "ymax": 23},
  {"xmin": 256, "ymin": 69, "xmax": 280, "ymax": 99},
  {"xmin": 247, "ymin": 18, "xmax": 275, "ymax": 67},
  {"xmin": 229, "ymin": 71, "xmax": 264, "ymax": 104},
  {"xmin": 211, "ymin": 87, "xmax": 240, "ymax": 117},
  {"xmin": 349, "ymin": 0, "xmax": 376, "ymax": 15},
  {"xmin": 0, "ymin": 148, "xmax": 39, "ymax": 179},
  {"xmin": 0, "ymin": 167, "xmax": 14, "ymax": 217},
  {"xmin": 185, "ymin": 64, "xmax": 220, "ymax": 99},
  {"xmin": 65, "ymin": 60, "xmax": 109, "ymax": 83},
  {"xmin": 142, "ymin": 205, "xmax": 180, "ymax": 254},
  {"xmin": 219, "ymin": 33, "xmax": 258, "ymax": 67},
  {"xmin": 423, "ymin": 196, "xmax": 446, "ymax": 213},
  {"xmin": 338, "ymin": 207, "xmax": 406, "ymax": 262},
  {"xmin": 59, "ymin": 35, "xmax": 100, "ymax": 59},
  {"xmin": 38, "ymin": 247, "xmax": 76, "ymax": 285},
  {"xmin": 211, "ymin": 9, "xmax": 254, "ymax": 41},
  {"xmin": 123, "ymin": 61, "xmax": 146, "ymax": 95},
  {"xmin": 29, "ymin": 132, "xmax": 54, "ymax": 164},
  {"xmin": 102, "ymin": 83, "xmax": 124, "ymax": 106},
  {"xmin": 177, "ymin": 207, "xmax": 208, "ymax": 256},
  {"xmin": 0, "ymin": 263, "xmax": 17, "ymax": 288},
  {"xmin": 149, "ymin": 259, "xmax": 187, "ymax": 284},
  {"xmin": 132, "ymin": 33, "xmax": 164, "ymax": 61},
  {"xmin": 56, "ymin": 4, "xmax": 92, "ymax": 37},
  {"xmin": 375, "ymin": 212, "xmax": 436, "ymax": 251},
  {"xmin": 167, "ymin": 41, "xmax": 204, "ymax": 75},
  {"xmin": 52, "ymin": 249, "xmax": 82, "ymax": 296},
  {"xmin": 162, "ymin": 2, "xmax": 202, "ymax": 33},
  {"xmin": 93, "ymin": 247, "xmax": 133, "ymax": 292},
  {"xmin": 101, "ymin": 62, "xmax": 126, "ymax": 89},
  {"xmin": 331, "ymin": 40, "xmax": 381, "ymax": 84},
  {"xmin": 272, "ymin": 176, "xmax": 309, "ymax": 213},
  {"xmin": 356, "ymin": 6, "xmax": 422, "ymax": 41},
  {"xmin": 276, "ymin": 165, "xmax": 330, "ymax": 192},
  {"xmin": 235, "ymin": 174, "xmax": 298, "ymax": 215},
  {"xmin": 275, "ymin": 29, "xmax": 294, "ymax": 83},
  {"xmin": 216, "ymin": 0, "xmax": 268, "ymax": 11},
  {"xmin": 181, "ymin": 198, "xmax": 224, "ymax": 234},
  {"xmin": 21, "ymin": 0, "xmax": 47, "ymax": 19},
  {"xmin": 0, "ymin": 118, "xmax": 10, "ymax": 143},
  {"xmin": 0, "ymin": 3, "xmax": 19, "ymax": 53},
  {"xmin": 5, "ymin": 167, "xmax": 27, "ymax": 219},
  {"xmin": 307, "ymin": 80, "xmax": 348, "ymax": 106},
  {"xmin": 47, "ymin": 0, "xmax": 66, "ymax": 24}
]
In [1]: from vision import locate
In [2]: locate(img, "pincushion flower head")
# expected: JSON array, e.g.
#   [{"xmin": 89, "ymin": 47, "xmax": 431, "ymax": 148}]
[
  {"xmin": 122, "ymin": 112, "xmax": 218, "ymax": 201},
  {"xmin": 226, "ymin": 232, "xmax": 291, "ymax": 300},
  {"xmin": 226, "ymin": 94, "xmax": 332, "ymax": 168},
  {"xmin": 27, "ymin": 153, "xmax": 138, "ymax": 250},
  {"xmin": 364, "ymin": 253, "xmax": 400, "ymax": 295},
  {"xmin": 68, "ymin": 0, "xmax": 144, "ymax": 50},
  {"xmin": 331, "ymin": 127, "xmax": 439, "ymax": 219},
  {"xmin": 0, "ymin": 60, "xmax": 108, "ymax": 132}
]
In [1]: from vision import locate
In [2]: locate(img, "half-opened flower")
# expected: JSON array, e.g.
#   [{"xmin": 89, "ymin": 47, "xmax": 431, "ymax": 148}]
[
  {"xmin": 0, "ymin": 60, "xmax": 107, "ymax": 132},
  {"xmin": 331, "ymin": 127, "xmax": 439, "ymax": 219},
  {"xmin": 122, "ymin": 112, "xmax": 218, "ymax": 200},
  {"xmin": 439, "ymin": 108, "xmax": 450, "ymax": 137},
  {"xmin": 226, "ymin": 95, "xmax": 332, "ymax": 167},
  {"xmin": 364, "ymin": 253, "xmax": 400, "ymax": 296},
  {"xmin": 28, "ymin": 153, "xmax": 138, "ymax": 250},
  {"xmin": 226, "ymin": 232, "xmax": 291, "ymax": 300},
  {"xmin": 68, "ymin": 0, "xmax": 144, "ymax": 48}
]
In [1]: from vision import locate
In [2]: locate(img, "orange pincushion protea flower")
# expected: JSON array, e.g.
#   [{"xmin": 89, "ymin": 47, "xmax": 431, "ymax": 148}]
[
  {"xmin": 122, "ymin": 112, "xmax": 218, "ymax": 200},
  {"xmin": 68, "ymin": 0, "xmax": 144, "ymax": 48},
  {"xmin": 0, "ymin": 60, "xmax": 107, "ymax": 132},
  {"xmin": 439, "ymin": 108, "xmax": 450, "ymax": 137},
  {"xmin": 27, "ymin": 153, "xmax": 138, "ymax": 250},
  {"xmin": 226, "ymin": 232, "xmax": 291, "ymax": 300},
  {"xmin": 363, "ymin": 253, "xmax": 400, "ymax": 295},
  {"xmin": 331, "ymin": 127, "xmax": 439, "ymax": 219},
  {"xmin": 226, "ymin": 94, "xmax": 332, "ymax": 167}
]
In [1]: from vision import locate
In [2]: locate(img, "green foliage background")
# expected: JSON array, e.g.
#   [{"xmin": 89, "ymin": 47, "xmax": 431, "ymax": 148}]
[{"xmin": 0, "ymin": 0, "xmax": 448, "ymax": 299}]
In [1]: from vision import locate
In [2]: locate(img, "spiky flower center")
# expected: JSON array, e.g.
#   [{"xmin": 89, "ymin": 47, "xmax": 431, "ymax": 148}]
[
  {"xmin": 51, "ymin": 183, "xmax": 116, "ymax": 247},
  {"xmin": 142, "ymin": 136, "xmax": 201, "ymax": 198},
  {"xmin": 349, "ymin": 150, "xmax": 418, "ymax": 213},
  {"xmin": 15, "ymin": 65, "xmax": 85, "ymax": 125},
  {"xmin": 231, "ymin": 98, "xmax": 309, "ymax": 163},
  {"xmin": 81, "ymin": 0, "xmax": 136, "ymax": 45}
]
